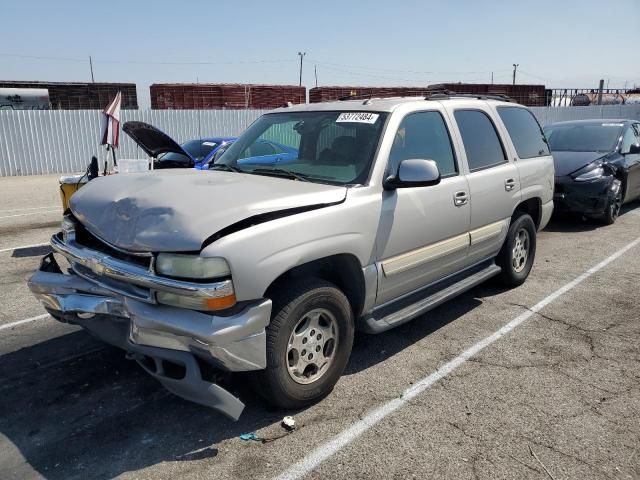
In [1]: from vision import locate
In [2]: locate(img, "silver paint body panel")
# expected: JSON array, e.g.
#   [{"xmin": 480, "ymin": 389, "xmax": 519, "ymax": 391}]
[{"xmin": 29, "ymin": 97, "xmax": 554, "ymax": 412}]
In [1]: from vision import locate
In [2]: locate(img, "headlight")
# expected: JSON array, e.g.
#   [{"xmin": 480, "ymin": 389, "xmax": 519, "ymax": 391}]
[
  {"xmin": 155, "ymin": 253, "xmax": 231, "ymax": 279},
  {"xmin": 574, "ymin": 167, "xmax": 604, "ymax": 182},
  {"xmin": 156, "ymin": 291, "xmax": 237, "ymax": 311}
]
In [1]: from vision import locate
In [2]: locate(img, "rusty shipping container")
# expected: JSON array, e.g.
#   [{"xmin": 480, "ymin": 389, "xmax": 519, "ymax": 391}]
[
  {"xmin": 427, "ymin": 83, "xmax": 547, "ymax": 106},
  {"xmin": 0, "ymin": 81, "xmax": 138, "ymax": 109},
  {"xmin": 150, "ymin": 84, "xmax": 306, "ymax": 110},
  {"xmin": 309, "ymin": 86, "xmax": 432, "ymax": 103}
]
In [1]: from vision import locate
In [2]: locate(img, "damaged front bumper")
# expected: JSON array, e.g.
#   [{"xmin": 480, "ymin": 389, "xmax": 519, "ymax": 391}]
[{"xmin": 28, "ymin": 251, "xmax": 272, "ymax": 421}]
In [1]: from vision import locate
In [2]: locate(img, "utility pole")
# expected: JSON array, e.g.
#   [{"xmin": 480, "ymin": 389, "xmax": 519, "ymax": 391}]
[
  {"xmin": 597, "ymin": 79, "xmax": 604, "ymax": 105},
  {"xmin": 298, "ymin": 51, "xmax": 306, "ymax": 87},
  {"xmin": 512, "ymin": 64, "xmax": 518, "ymax": 86},
  {"xmin": 314, "ymin": 65, "xmax": 318, "ymax": 88},
  {"xmin": 491, "ymin": 72, "xmax": 494, "ymax": 85},
  {"xmin": 89, "ymin": 56, "xmax": 95, "ymax": 83}
]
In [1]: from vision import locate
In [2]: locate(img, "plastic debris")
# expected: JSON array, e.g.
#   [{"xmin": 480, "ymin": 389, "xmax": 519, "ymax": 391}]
[
  {"xmin": 239, "ymin": 433, "xmax": 261, "ymax": 442},
  {"xmin": 282, "ymin": 416, "xmax": 296, "ymax": 431}
]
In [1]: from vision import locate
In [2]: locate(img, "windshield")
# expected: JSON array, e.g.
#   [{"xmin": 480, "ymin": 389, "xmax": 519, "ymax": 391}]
[
  {"xmin": 543, "ymin": 123, "xmax": 623, "ymax": 152},
  {"xmin": 214, "ymin": 111, "xmax": 388, "ymax": 185},
  {"xmin": 159, "ymin": 140, "xmax": 218, "ymax": 163}
]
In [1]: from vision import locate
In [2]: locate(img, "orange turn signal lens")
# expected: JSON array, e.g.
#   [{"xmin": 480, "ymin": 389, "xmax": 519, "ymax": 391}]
[{"xmin": 203, "ymin": 294, "xmax": 237, "ymax": 310}]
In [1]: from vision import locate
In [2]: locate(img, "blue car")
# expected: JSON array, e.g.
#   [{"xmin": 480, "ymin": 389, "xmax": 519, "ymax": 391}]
[
  {"xmin": 122, "ymin": 121, "xmax": 297, "ymax": 170},
  {"xmin": 123, "ymin": 121, "xmax": 234, "ymax": 169}
]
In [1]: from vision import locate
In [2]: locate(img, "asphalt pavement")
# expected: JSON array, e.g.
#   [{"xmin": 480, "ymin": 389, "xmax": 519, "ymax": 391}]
[{"xmin": 0, "ymin": 174, "xmax": 638, "ymax": 480}]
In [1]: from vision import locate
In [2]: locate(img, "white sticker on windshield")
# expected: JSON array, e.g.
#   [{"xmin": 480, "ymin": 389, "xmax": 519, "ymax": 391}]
[
  {"xmin": 202, "ymin": 141, "xmax": 217, "ymax": 146},
  {"xmin": 601, "ymin": 123, "xmax": 623, "ymax": 127},
  {"xmin": 336, "ymin": 112, "xmax": 379, "ymax": 124}
]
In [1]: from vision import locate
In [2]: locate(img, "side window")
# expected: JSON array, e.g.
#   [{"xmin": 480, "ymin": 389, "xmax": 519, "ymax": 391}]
[
  {"xmin": 454, "ymin": 110, "xmax": 507, "ymax": 171},
  {"xmin": 388, "ymin": 111, "xmax": 457, "ymax": 177},
  {"xmin": 496, "ymin": 107, "xmax": 550, "ymax": 159},
  {"xmin": 257, "ymin": 120, "xmax": 302, "ymax": 150},
  {"xmin": 244, "ymin": 141, "xmax": 276, "ymax": 158},
  {"xmin": 620, "ymin": 127, "xmax": 638, "ymax": 153}
]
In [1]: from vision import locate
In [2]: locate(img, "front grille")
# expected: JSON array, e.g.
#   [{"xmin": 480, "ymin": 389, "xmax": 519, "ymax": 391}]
[
  {"xmin": 74, "ymin": 221, "xmax": 152, "ymax": 269},
  {"xmin": 73, "ymin": 264, "xmax": 153, "ymax": 302}
]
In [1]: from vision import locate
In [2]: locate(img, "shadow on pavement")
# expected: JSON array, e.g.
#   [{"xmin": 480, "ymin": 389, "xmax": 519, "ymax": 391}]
[
  {"xmin": 544, "ymin": 201, "xmax": 640, "ymax": 233},
  {"xmin": 0, "ymin": 281, "xmax": 496, "ymax": 479},
  {"xmin": 11, "ymin": 245, "xmax": 52, "ymax": 258},
  {"xmin": 0, "ymin": 331, "xmax": 286, "ymax": 480}
]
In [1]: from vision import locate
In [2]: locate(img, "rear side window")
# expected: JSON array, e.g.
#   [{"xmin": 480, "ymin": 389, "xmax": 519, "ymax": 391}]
[
  {"xmin": 454, "ymin": 110, "xmax": 507, "ymax": 171},
  {"xmin": 497, "ymin": 107, "xmax": 550, "ymax": 159},
  {"xmin": 388, "ymin": 111, "xmax": 457, "ymax": 177}
]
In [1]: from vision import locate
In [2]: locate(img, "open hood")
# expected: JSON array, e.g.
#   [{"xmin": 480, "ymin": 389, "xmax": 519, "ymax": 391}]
[
  {"xmin": 123, "ymin": 121, "xmax": 193, "ymax": 161},
  {"xmin": 69, "ymin": 169, "xmax": 347, "ymax": 252}
]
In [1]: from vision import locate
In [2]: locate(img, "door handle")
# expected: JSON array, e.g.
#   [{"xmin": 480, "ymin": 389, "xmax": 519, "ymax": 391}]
[
  {"xmin": 453, "ymin": 191, "xmax": 468, "ymax": 206},
  {"xmin": 505, "ymin": 178, "xmax": 517, "ymax": 191}
]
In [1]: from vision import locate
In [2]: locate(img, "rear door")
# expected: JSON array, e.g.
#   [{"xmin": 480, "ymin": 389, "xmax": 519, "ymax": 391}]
[{"xmin": 448, "ymin": 106, "xmax": 520, "ymax": 264}]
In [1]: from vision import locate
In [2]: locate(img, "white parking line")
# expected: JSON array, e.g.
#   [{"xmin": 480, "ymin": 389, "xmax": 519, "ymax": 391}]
[
  {"xmin": 0, "ymin": 314, "xmax": 50, "ymax": 332},
  {"xmin": 275, "ymin": 236, "xmax": 640, "ymax": 480},
  {"xmin": 0, "ymin": 209, "xmax": 61, "ymax": 220},
  {"xmin": 0, "ymin": 242, "xmax": 50, "ymax": 254},
  {"xmin": 0, "ymin": 205, "xmax": 58, "ymax": 214}
]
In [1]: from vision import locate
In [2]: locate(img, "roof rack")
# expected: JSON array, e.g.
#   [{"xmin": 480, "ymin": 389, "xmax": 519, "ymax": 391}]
[{"xmin": 425, "ymin": 89, "xmax": 517, "ymax": 103}]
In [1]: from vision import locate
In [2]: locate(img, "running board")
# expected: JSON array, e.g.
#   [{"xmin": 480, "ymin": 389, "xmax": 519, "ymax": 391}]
[{"xmin": 360, "ymin": 262, "xmax": 502, "ymax": 334}]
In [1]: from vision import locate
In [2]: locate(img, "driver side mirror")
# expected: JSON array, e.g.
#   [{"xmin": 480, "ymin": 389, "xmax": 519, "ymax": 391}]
[
  {"xmin": 383, "ymin": 159, "xmax": 441, "ymax": 190},
  {"xmin": 626, "ymin": 143, "xmax": 640, "ymax": 155}
]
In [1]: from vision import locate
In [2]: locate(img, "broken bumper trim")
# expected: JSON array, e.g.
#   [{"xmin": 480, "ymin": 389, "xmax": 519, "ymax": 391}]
[
  {"xmin": 28, "ymin": 253, "xmax": 272, "ymax": 420},
  {"xmin": 126, "ymin": 342, "xmax": 245, "ymax": 421}
]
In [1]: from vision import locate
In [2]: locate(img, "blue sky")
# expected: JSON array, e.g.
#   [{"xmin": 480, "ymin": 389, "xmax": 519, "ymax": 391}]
[{"xmin": 1, "ymin": 0, "xmax": 638, "ymax": 108}]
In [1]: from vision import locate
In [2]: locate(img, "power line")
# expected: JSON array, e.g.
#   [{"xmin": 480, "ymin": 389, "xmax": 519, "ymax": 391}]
[{"xmin": 0, "ymin": 52, "xmax": 294, "ymax": 66}]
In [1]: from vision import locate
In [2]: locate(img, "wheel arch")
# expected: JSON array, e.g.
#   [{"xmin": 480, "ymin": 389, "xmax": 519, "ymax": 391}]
[
  {"xmin": 264, "ymin": 253, "xmax": 367, "ymax": 318},
  {"xmin": 512, "ymin": 197, "xmax": 542, "ymax": 229}
]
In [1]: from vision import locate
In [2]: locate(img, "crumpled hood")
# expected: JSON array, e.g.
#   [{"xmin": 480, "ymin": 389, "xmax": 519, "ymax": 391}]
[
  {"xmin": 70, "ymin": 170, "xmax": 347, "ymax": 252},
  {"xmin": 552, "ymin": 151, "xmax": 606, "ymax": 176}
]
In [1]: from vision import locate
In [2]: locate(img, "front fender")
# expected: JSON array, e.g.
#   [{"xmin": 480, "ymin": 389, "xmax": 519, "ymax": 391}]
[{"xmin": 202, "ymin": 190, "xmax": 381, "ymax": 301}]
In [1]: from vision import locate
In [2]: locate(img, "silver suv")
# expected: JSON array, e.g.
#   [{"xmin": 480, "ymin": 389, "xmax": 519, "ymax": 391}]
[{"xmin": 29, "ymin": 94, "xmax": 554, "ymax": 420}]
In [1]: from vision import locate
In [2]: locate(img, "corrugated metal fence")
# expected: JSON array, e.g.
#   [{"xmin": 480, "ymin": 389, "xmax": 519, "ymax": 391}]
[
  {"xmin": 0, "ymin": 109, "xmax": 268, "ymax": 176},
  {"xmin": 2, "ymin": 105, "xmax": 640, "ymax": 176}
]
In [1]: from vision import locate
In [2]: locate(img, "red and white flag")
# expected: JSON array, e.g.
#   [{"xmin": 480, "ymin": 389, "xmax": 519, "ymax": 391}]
[{"xmin": 100, "ymin": 91, "xmax": 122, "ymax": 147}]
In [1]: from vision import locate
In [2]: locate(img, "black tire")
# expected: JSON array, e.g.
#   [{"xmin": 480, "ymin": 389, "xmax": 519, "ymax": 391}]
[
  {"xmin": 600, "ymin": 180, "xmax": 622, "ymax": 225},
  {"xmin": 254, "ymin": 278, "xmax": 354, "ymax": 409},
  {"xmin": 496, "ymin": 212, "xmax": 537, "ymax": 288}
]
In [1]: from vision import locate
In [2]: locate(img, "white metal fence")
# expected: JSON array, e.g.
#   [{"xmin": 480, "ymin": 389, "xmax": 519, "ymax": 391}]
[{"xmin": 1, "ymin": 105, "xmax": 640, "ymax": 176}]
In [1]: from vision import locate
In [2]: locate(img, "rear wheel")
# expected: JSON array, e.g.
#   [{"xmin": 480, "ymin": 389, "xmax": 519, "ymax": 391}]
[
  {"xmin": 496, "ymin": 212, "xmax": 537, "ymax": 287},
  {"xmin": 255, "ymin": 279, "xmax": 354, "ymax": 409}
]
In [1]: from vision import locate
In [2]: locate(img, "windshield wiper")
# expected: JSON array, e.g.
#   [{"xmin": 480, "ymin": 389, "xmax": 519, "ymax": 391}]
[
  {"xmin": 250, "ymin": 168, "xmax": 312, "ymax": 182},
  {"xmin": 209, "ymin": 164, "xmax": 243, "ymax": 173}
]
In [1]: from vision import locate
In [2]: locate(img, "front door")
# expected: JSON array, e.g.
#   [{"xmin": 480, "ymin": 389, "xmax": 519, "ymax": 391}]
[
  {"xmin": 621, "ymin": 123, "xmax": 640, "ymax": 201},
  {"xmin": 376, "ymin": 110, "xmax": 471, "ymax": 306}
]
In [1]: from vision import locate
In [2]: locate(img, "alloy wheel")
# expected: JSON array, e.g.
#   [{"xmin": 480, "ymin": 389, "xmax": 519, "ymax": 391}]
[
  {"xmin": 286, "ymin": 308, "xmax": 339, "ymax": 385},
  {"xmin": 512, "ymin": 228, "xmax": 530, "ymax": 273}
]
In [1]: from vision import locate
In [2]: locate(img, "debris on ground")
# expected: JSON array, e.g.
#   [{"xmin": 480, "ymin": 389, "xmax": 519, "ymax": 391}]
[
  {"xmin": 239, "ymin": 417, "xmax": 299, "ymax": 445},
  {"xmin": 281, "ymin": 416, "xmax": 296, "ymax": 431},
  {"xmin": 239, "ymin": 433, "xmax": 262, "ymax": 442}
]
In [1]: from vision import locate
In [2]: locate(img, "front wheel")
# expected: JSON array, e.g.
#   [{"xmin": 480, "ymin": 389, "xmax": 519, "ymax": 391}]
[
  {"xmin": 600, "ymin": 179, "xmax": 622, "ymax": 225},
  {"xmin": 496, "ymin": 212, "xmax": 537, "ymax": 287},
  {"xmin": 254, "ymin": 279, "xmax": 354, "ymax": 409}
]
